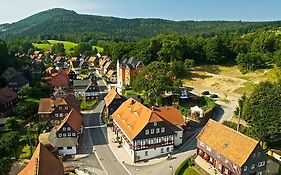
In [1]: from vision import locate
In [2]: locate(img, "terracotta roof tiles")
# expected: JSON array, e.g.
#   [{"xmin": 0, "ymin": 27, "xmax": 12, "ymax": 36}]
[
  {"xmin": 196, "ymin": 119, "xmax": 259, "ymax": 167},
  {"xmin": 18, "ymin": 143, "xmax": 64, "ymax": 175}
]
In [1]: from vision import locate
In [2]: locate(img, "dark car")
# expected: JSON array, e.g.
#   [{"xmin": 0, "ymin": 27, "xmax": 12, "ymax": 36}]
[
  {"xmin": 210, "ymin": 94, "xmax": 219, "ymax": 98},
  {"xmin": 201, "ymin": 91, "xmax": 210, "ymax": 95}
]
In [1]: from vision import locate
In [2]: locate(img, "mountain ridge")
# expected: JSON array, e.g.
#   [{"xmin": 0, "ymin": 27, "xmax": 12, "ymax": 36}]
[{"xmin": 1, "ymin": 8, "xmax": 280, "ymax": 41}]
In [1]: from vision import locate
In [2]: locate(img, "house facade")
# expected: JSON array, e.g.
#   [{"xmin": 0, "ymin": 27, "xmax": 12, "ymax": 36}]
[
  {"xmin": 38, "ymin": 98, "xmax": 72, "ymax": 125},
  {"xmin": 106, "ymin": 70, "xmax": 118, "ymax": 83},
  {"xmin": 73, "ymin": 79, "xmax": 99, "ymax": 100},
  {"xmin": 47, "ymin": 108, "xmax": 83, "ymax": 155},
  {"xmin": 104, "ymin": 89, "xmax": 127, "ymax": 119},
  {"xmin": 0, "ymin": 87, "xmax": 18, "ymax": 117},
  {"xmin": 117, "ymin": 57, "xmax": 144, "ymax": 88},
  {"xmin": 1, "ymin": 67, "xmax": 29, "ymax": 91},
  {"xmin": 196, "ymin": 119, "xmax": 267, "ymax": 175},
  {"xmin": 112, "ymin": 98, "xmax": 184, "ymax": 162}
]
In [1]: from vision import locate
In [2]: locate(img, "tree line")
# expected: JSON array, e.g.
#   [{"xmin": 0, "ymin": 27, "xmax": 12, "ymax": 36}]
[{"xmin": 101, "ymin": 31, "xmax": 281, "ymax": 72}]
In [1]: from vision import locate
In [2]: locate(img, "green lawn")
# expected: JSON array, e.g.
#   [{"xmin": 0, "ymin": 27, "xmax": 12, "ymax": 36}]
[
  {"xmin": 33, "ymin": 40, "xmax": 103, "ymax": 53},
  {"xmin": 80, "ymin": 100, "xmax": 97, "ymax": 110},
  {"xmin": 183, "ymin": 168, "xmax": 201, "ymax": 175}
]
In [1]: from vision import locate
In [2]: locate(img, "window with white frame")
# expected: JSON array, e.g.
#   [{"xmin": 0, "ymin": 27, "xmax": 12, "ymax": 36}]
[
  {"xmin": 225, "ymin": 159, "xmax": 229, "ymax": 164},
  {"xmin": 200, "ymin": 142, "xmax": 205, "ymax": 147},
  {"xmin": 59, "ymin": 106, "xmax": 62, "ymax": 110},
  {"xmin": 253, "ymin": 153, "xmax": 256, "ymax": 158},
  {"xmin": 63, "ymin": 127, "xmax": 66, "ymax": 131},
  {"xmin": 207, "ymin": 146, "xmax": 211, "ymax": 152},
  {"xmin": 63, "ymin": 133, "xmax": 66, "ymax": 137},
  {"xmin": 72, "ymin": 133, "xmax": 75, "ymax": 136},
  {"xmin": 58, "ymin": 133, "xmax": 62, "ymax": 137},
  {"xmin": 156, "ymin": 128, "xmax": 160, "ymax": 133},
  {"xmin": 233, "ymin": 164, "xmax": 237, "ymax": 170},
  {"xmin": 161, "ymin": 127, "xmax": 165, "ymax": 133},
  {"xmin": 67, "ymin": 127, "xmax": 71, "ymax": 131},
  {"xmin": 251, "ymin": 164, "xmax": 255, "ymax": 169},
  {"xmin": 151, "ymin": 129, "xmax": 154, "ymax": 134},
  {"xmin": 161, "ymin": 148, "xmax": 164, "ymax": 153},
  {"xmin": 258, "ymin": 161, "xmax": 265, "ymax": 167},
  {"xmin": 244, "ymin": 166, "xmax": 247, "ymax": 171},
  {"xmin": 154, "ymin": 122, "xmax": 157, "ymax": 126},
  {"xmin": 55, "ymin": 113, "xmax": 59, "ymax": 117},
  {"xmin": 60, "ymin": 113, "xmax": 63, "ymax": 117},
  {"xmin": 65, "ymin": 106, "xmax": 68, "ymax": 110},
  {"xmin": 145, "ymin": 130, "xmax": 149, "ymax": 135},
  {"xmin": 217, "ymin": 153, "xmax": 220, "ymax": 158},
  {"xmin": 68, "ymin": 133, "xmax": 71, "ymax": 136}
]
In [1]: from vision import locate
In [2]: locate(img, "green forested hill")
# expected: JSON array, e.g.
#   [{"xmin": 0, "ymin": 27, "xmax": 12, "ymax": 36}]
[{"xmin": 1, "ymin": 8, "xmax": 281, "ymax": 42}]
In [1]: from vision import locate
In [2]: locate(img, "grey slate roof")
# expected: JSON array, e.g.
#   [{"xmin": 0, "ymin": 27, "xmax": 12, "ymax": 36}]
[
  {"xmin": 48, "ymin": 129, "xmax": 78, "ymax": 147},
  {"xmin": 121, "ymin": 57, "xmax": 144, "ymax": 68}
]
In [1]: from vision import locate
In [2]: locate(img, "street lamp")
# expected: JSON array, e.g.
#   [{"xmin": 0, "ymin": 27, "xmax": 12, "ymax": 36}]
[{"xmin": 169, "ymin": 165, "xmax": 173, "ymax": 175}]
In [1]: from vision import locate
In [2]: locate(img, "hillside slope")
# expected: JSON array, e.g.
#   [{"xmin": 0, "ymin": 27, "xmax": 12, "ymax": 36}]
[{"xmin": 1, "ymin": 8, "xmax": 281, "ymax": 41}]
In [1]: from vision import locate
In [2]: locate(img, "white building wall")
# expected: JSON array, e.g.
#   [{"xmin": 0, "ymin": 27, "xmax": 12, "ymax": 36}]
[
  {"xmin": 58, "ymin": 146, "xmax": 76, "ymax": 155},
  {"xmin": 135, "ymin": 145, "xmax": 174, "ymax": 161},
  {"xmin": 174, "ymin": 130, "xmax": 183, "ymax": 146}
]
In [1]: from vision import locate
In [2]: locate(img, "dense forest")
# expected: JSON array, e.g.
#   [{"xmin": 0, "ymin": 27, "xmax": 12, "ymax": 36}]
[
  {"xmin": 101, "ymin": 31, "xmax": 281, "ymax": 72},
  {"xmin": 1, "ymin": 8, "xmax": 281, "ymax": 42}
]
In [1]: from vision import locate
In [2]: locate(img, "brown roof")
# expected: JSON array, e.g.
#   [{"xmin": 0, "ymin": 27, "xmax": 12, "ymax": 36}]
[
  {"xmin": 104, "ymin": 62, "xmax": 111, "ymax": 69},
  {"xmin": 57, "ymin": 108, "xmax": 83, "ymax": 133},
  {"xmin": 153, "ymin": 106, "xmax": 184, "ymax": 126},
  {"xmin": 100, "ymin": 59, "xmax": 108, "ymax": 67},
  {"xmin": 18, "ymin": 143, "xmax": 64, "ymax": 175},
  {"xmin": 196, "ymin": 119, "xmax": 259, "ymax": 167},
  {"xmin": 48, "ymin": 71, "xmax": 70, "ymax": 88},
  {"xmin": 45, "ymin": 67, "xmax": 54, "ymax": 72},
  {"xmin": 106, "ymin": 70, "xmax": 115, "ymax": 78},
  {"xmin": 0, "ymin": 87, "xmax": 17, "ymax": 104},
  {"xmin": 104, "ymin": 89, "xmax": 122, "ymax": 107},
  {"xmin": 38, "ymin": 98, "xmax": 67, "ymax": 114},
  {"xmin": 62, "ymin": 68, "xmax": 71, "ymax": 75},
  {"xmin": 64, "ymin": 94, "xmax": 81, "ymax": 112},
  {"xmin": 87, "ymin": 56, "xmax": 97, "ymax": 63}
]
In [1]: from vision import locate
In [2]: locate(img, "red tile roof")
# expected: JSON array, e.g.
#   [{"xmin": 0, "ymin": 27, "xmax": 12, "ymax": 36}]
[{"xmin": 56, "ymin": 108, "xmax": 83, "ymax": 132}]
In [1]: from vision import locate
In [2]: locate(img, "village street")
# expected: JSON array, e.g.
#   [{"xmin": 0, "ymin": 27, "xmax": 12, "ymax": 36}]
[{"xmin": 72, "ymin": 68, "xmax": 238, "ymax": 175}]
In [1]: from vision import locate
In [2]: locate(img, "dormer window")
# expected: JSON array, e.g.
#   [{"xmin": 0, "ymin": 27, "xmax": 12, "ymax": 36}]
[
  {"xmin": 63, "ymin": 127, "xmax": 66, "ymax": 131},
  {"xmin": 154, "ymin": 122, "xmax": 157, "ymax": 126},
  {"xmin": 59, "ymin": 106, "xmax": 62, "ymax": 110},
  {"xmin": 145, "ymin": 130, "xmax": 149, "ymax": 135},
  {"xmin": 65, "ymin": 106, "xmax": 68, "ymax": 110}
]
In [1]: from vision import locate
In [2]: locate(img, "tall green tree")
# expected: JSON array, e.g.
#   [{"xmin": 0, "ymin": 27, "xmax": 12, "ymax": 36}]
[
  {"xmin": 51, "ymin": 43, "xmax": 66, "ymax": 55},
  {"xmin": 132, "ymin": 61, "xmax": 178, "ymax": 106},
  {"xmin": 243, "ymin": 81, "xmax": 281, "ymax": 146}
]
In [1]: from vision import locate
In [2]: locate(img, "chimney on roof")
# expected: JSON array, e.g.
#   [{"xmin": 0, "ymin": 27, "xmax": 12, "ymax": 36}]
[
  {"xmin": 223, "ymin": 143, "xmax": 229, "ymax": 149},
  {"xmin": 131, "ymin": 99, "xmax": 136, "ymax": 105}
]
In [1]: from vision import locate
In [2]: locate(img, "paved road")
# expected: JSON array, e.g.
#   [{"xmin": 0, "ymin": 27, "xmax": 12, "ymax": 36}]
[{"xmin": 79, "ymin": 71, "xmax": 130, "ymax": 175}]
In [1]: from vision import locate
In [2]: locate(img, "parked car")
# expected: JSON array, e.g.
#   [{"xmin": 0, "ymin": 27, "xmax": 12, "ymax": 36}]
[
  {"xmin": 201, "ymin": 91, "xmax": 210, "ymax": 95},
  {"xmin": 210, "ymin": 94, "xmax": 219, "ymax": 98}
]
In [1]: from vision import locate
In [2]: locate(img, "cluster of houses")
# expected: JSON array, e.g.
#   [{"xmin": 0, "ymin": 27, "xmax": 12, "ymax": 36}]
[
  {"xmin": 14, "ymin": 50, "xmax": 281, "ymax": 175},
  {"xmin": 102, "ymin": 89, "xmax": 280, "ymax": 175},
  {"xmin": 98, "ymin": 55, "xmax": 144, "ymax": 91}
]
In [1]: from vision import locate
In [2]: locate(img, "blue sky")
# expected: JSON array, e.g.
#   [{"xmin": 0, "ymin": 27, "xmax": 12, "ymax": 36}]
[{"xmin": 1, "ymin": 0, "xmax": 281, "ymax": 24}]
